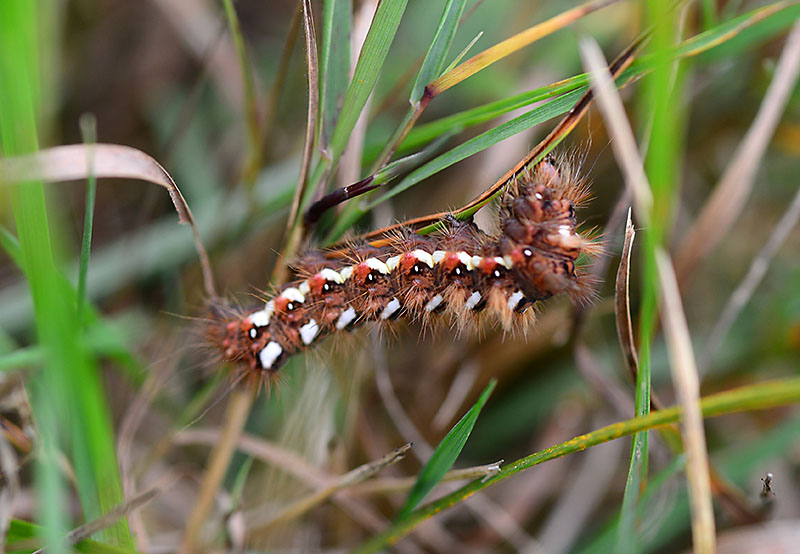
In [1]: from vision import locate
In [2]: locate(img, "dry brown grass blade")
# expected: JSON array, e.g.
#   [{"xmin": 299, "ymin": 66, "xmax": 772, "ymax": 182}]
[
  {"xmin": 656, "ymin": 249, "xmax": 716, "ymax": 554},
  {"xmin": 175, "ymin": 428, "xmax": 421, "ymax": 549},
  {"xmin": 615, "ymin": 209, "xmax": 640, "ymax": 382},
  {"xmin": 180, "ymin": 387, "xmax": 255, "ymax": 554},
  {"xmin": 580, "ymin": 37, "xmax": 653, "ymax": 221},
  {"xmin": 0, "ymin": 143, "xmax": 217, "ymax": 298},
  {"xmin": 31, "ymin": 487, "xmax": 160, "ymax": 553},
  {"xmin": 248, "ymin": 443, "xmax": 412, "ymax": 534},
  {"xmin": 355, "ymin": 32, "xmax": 644, "ymax": 243},
  {"xmin": 675, "ymin": 22, "xmax": 800, "ymax": 285}
]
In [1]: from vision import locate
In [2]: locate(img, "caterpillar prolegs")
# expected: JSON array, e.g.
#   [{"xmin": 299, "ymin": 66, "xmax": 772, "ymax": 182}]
[{"xmin": 207, "ymin": 157, "xmax": 600, "ymax": 385}]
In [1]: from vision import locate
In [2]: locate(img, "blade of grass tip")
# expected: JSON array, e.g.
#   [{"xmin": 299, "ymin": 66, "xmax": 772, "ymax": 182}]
[
  {"xmin": 0, "ymin": 143, "xmax": 217, "ymax": 298},
  {"xmin": 318, "ymin": 0, "xmax": 352, "ymax": 147},
  {"xmin": 77, "ymin": 114, "xmax": 97, "ymax": 322},
  {"xmin": 352, "ymin": 377, "xmax": 800, "ymax": 553},
  {"xmin": 427, "ymin": 0, "xmax": 620, "ymax": 96},
  {"xmin": 252, "ymin": 444, "xmax": 411, "ymax": 533},
  {"xmin": 440, "ymin": 31, "xmax": 483, "ymax": 75},
  {"xmin": 370, "ymin": 0, "xmax": 467, "ymax": 170},
  {"xmin": 396, "ymin": 379, "xmax": 496, "ymax": 521},
  {"xmin": 279, "ymin": 0, "xmax": 320, "ymax": 283},
  {"xmin": 180, "ymin": 386, "xmax": 255, "ymax": 553},
  {"xmin": 655, "ymin": 249, "xmax": 716, "ymax": 553},
  {"xmin": 614, "ymin": 208, "xmax": 639, "ymax": 384},
  {"xmin": 675, "ymin": 20, "xmax": 800, "ymax": 285},
  {"xmin": 220, "ymin": 0, "xmax": 262, "ymax": 184}
]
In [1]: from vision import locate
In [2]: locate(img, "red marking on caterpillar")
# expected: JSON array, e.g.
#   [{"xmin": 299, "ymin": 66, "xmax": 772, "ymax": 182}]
[{"xmin": 206, "ymin": 157, "xmax": 600, "ymax": 388}]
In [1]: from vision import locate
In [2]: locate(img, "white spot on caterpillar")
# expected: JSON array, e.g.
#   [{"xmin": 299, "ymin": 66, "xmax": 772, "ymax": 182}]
[
  {"xmin": 535, "ymin": 192, "xmax": 543, "ymax": 200},
  {"xmin": 364, "ymin": 258, "xmax": 390, "ymax": 274},
  {"xmin": 380, "ymin": 298, "xmax": 401, "ymax": 320},
  {"xmin": 299, "ymin": 319, "xmax": 319, "ymax": 345},
  {"xmin": 259, "ymin": 341, "xmax": 283, "ymax": 370},
  {"xmin": 558, "ymin": 225, "xmax": 571, "ymax": 237},
  {"xmin": 432, "ymin": 250, "xmax": 446, "ymax": 264},
  {"xmin": 424, "ymin": 294, "xmax": 444, "ymax": 313},
  {"xmin": 319, "ymin": 268, "xmax": 345, "ymax": 284},
  {"xmin": 503, "ymin": 255, "xmax": 514, "ymax": 269},
  {"xmin": 281, "ymin": 287, "xmax": 305, "ymax": 304},
  {"xmin": 411, "ymin": 249, "xmax": 434, "ymax": 268},
  {"xmin": 249, "ymin": 309, "xmax": 271, "ymax": 328},
  {"xmin": 339, "ymin": 266, "xmax": 354, "ymax": 281},
  {"xmin": 507, "ymin": 290, "xmax": 525, "ymax": 311},
  {"xmin": 386, "ymin": 255, "xmax": 401, "ymax": 272},
  {"xmin": 456, "ymin": 251, "xmax": 473, "ymax": 270},
  {"xmin": 465, "ymin": 291, "xmax": 482, "ymax": 311},
  {"xmin": 495, "ymin": 256, "xmax": 511, "ymax": 269},
  {"xmin": 471, "ymin": 255, "xmax": 484, "ymax": 270},
  {"xmin": 298, "ymin": 281, "xmax": 311, "ymax": 295},
  {"xmin": 336, "ymin": 307, "xmax": 357, "ymax": 330},
  {"xmin": 249, "ymin": 328, "xmax": 257, "ymax": 339}
]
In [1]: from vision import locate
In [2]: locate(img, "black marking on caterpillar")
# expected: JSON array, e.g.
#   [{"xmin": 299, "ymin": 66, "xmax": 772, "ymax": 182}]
[{"xmin": 206, "ymin": 157, "xmax": 600, "ymax": 387}]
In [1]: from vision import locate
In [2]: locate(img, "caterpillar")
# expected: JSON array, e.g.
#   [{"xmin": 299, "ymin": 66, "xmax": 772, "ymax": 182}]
[{"xmin": 207, "ymin": 156, "xmax": 600, "ymax": 386}]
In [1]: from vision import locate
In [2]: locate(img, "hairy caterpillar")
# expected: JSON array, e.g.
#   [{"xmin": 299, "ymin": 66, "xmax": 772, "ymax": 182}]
[{"xmin": 207, "ymin": 157, "xmax": 599, "ymax": 386}]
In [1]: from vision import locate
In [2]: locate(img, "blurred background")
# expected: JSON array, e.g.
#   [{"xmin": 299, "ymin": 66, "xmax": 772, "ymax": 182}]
[{"xmin": 1, "ymin": 1, "xmax": 799, "ymax": 552}]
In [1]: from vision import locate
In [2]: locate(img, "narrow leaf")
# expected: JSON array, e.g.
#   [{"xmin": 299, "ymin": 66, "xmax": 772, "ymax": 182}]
[
  {"xmin": 327, "ymin": 0, "xmax": 409, "ymax": 163},
  {"xmin": 428, "ymin": 0, "xmax": 619, "ymax": 96},
  {"xmin": 319, "ymin": 0, "xmax": 352, "ymax": 145},
  {"xmin": 396, "ymin": 379, "xmax": 496, "ymax": 520}
]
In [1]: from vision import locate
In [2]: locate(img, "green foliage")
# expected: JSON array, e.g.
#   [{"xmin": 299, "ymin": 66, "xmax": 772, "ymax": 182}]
[{"xmin": 396, "ymin": 379, "xmax": 495, "ymax": 520}]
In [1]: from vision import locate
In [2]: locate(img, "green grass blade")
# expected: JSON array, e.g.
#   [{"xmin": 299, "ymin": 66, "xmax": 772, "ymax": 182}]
[
  {"xmin": 0, "ymin": 224, "xmax": 24, "ymax": 268},
  {"xmin": 618, "ymin": 3, "xmax": 688, "ymax": 552},
  {"xmin": 319, "ymin": 0, "xmax": 353, "ymax": 145},
  {"xmin": 409, "ymin": 0, "xmax": 467, "ymax": 104},
  {"xmin": 352, "ymin": 377, "xmax": 800, "ymax": 553},
  {"xmin": 386, "ymin": 79, "xmax": 584, "ymax": 158},
  {"xmin": 77, "ymin": 115, "xmax": 97, "ymax": 322},
  {"xmin": 396, "ymin": 379, "xmax": 496, "ymax": 521},
  {"xmin": 324, "ymin": 87, "xmax": 586, "ymax": 242},
  {"xmin": 326, "ymin": 0, "xmax": 409, "ymax": 164},
  {"xmin": 0, "ymin": 3, "xmax": 131, "ymax": 548}
]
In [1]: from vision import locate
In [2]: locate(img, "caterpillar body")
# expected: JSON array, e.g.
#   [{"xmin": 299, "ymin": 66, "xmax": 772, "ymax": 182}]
[{"xmin": 208, "ymin": 158, "xmax": 599, "ymax": 385}]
